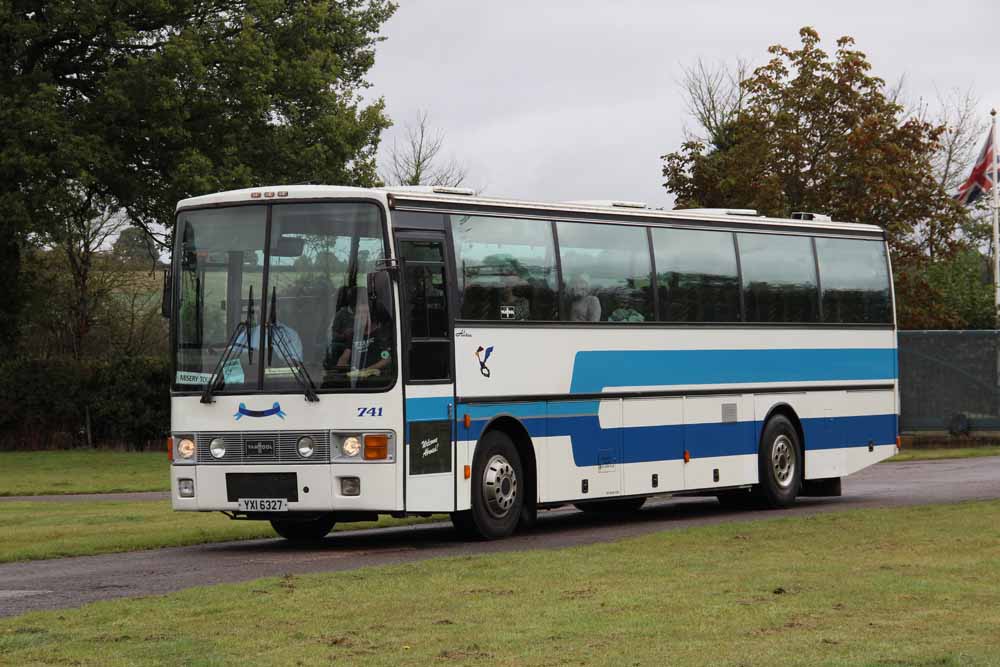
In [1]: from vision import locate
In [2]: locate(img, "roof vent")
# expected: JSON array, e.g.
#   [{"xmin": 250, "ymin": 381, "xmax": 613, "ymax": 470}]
[
  {"xmin": 791, "ymin": 211, "xmax": 832, "ymax": 222},
  {"xmin": 682, "ymin": 208, "xmax": 758, "ymax": 217},
  {"xmin": 431, "ymin": 186, "xmax": 475, "ymax": 196},
  {"xmin": 563, "ymin": 200, "xmax": 647, "ymax": 209}
]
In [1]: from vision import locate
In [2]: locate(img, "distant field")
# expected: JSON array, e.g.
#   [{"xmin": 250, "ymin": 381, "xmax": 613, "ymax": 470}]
[
  {"xmin": 0, "ymin": 500, "xmax": 442, "ymax": 563},
  {"xmin": 0, "ymin": 451, "xmax": 169, "ymax": 496},
  {"xmin": 889, "ymin": 446, "xmax": 1000, "ymax": 462},
  {"xmin": 2, "ymin": 501, "xmax": 998, "ymax": 666}
]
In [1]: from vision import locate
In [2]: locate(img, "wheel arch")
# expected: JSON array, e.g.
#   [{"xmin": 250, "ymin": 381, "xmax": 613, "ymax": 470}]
[{"xmin": 476, "ymin": 414, "xmax": 537, "ymax": 508}]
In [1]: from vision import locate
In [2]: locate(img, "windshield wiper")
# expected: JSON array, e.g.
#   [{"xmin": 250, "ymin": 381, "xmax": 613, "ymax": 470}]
[
  {"xmin": 200, "ymin": 285, "xmax": 254, "ymax": 404},
  {"xmin": 267, "ymin": 287, "xmax": 319, "ymax": 402}
]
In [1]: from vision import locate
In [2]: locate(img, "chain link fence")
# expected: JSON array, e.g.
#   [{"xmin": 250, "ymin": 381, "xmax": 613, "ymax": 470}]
[{"xmin": 898, "ymin": 330, "xmax": 1000, "ymax": 433}]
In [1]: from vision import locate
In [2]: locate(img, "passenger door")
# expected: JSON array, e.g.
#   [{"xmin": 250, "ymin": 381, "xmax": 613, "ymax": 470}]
[{"xmin": 397, "ymin": 232, "xmax": 456, "ymax": 512}]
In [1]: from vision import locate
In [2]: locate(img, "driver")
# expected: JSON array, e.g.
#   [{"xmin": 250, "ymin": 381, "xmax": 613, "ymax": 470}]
[{"xmin": 334, "ymin": 300, "xmax": 393, "ymax": 379}]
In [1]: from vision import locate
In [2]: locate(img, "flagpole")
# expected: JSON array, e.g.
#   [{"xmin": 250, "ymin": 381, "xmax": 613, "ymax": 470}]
[{"xmin": 993, "ymin": 108, "xmax": 999, "ymax": 321}]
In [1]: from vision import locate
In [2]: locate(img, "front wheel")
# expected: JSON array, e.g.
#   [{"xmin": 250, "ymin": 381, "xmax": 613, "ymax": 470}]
[
  {"xmin": 270, "ymin": 515, "xmax": 336, "ymax": 542},
  {"xmin": 757, "ymin": 415, "xmax": 802, "ymax": 508},
  {"xmin": 466, "ymin": 430, "xmax": 524, "ymax": 540}
]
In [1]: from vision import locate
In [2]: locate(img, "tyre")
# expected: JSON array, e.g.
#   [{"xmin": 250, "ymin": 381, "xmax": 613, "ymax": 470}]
[
  {"xmin": 573, "ymin": 497, "xmax": 646, "ymax": 514},
  {"xmin": 757, "ymin": 414, "xmax": 802, "ymax": 508},
  {"xmin": 466, "ymin": 430, "xmax": 525, "ymax": 540},
  {"xmin": 270, "ymin": 514, "xmax": 336, "ymax": 542}
]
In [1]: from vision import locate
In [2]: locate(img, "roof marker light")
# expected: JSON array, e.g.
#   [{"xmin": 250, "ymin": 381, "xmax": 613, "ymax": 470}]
[
  {"xmin": 264, "ymin": 191, "xmax": 275, "ymax": 198},
  {"xmin": 277, "ymin": 191, "xmax": 288, "ymax": 197},
  {"xmin": 250, "ymin": 192, "xmax": 262, "ymax": 199}
]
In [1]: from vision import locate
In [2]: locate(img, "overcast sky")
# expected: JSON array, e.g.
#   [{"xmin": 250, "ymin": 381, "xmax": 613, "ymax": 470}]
[{"xmin": 367, "ymin": 1, "xmax": 1000, "ymax": 208}]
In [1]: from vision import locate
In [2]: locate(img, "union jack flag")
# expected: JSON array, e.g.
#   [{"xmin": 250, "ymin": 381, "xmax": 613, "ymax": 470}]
[{"xmin": 956, "ymin": 126, "xmax": 998, "ymax": 206}]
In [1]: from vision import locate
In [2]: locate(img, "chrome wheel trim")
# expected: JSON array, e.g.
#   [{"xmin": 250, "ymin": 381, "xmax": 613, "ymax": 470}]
[
  {"xmin": 771, "ymin": 434, "xmax": 796, "ymax": 489},
  {"xmin": 482, "ymin": 454, "xmax": 518, "ymax": 519}
]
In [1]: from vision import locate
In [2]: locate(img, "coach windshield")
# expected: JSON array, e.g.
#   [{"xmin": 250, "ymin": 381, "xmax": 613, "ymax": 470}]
[{"xmin": 172, "ymin": 202, "xmax": 396, "ymax": 394}]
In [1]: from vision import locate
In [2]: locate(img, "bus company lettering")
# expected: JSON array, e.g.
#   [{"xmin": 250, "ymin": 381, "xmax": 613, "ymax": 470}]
[{"xmin": 421, "ymin": 437, "xmax": 439, "ymax": 458}]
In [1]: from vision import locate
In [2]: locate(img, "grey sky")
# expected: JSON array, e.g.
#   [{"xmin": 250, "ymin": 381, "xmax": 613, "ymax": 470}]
[{"xmin": 368, "ymin": 1, "xmax": 1000, "ymax": 208}]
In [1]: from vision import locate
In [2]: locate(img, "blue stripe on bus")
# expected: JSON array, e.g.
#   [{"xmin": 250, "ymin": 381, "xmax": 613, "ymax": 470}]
[
  {"xmin": 569, "ymin": 348, "xmax": 897, "ymax": 394},
  {"xmin": 405, "ymin": 396, "xmax": 452, "ymax": 422},
  {"xmin": 458, "ymin": 407, "xmax": 896, "ymax": 468}
]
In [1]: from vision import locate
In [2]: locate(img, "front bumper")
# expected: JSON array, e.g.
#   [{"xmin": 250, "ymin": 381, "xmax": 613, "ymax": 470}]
[{"xmin": 170, "ymin": 462, "xmax": 400, "ymax": 513}]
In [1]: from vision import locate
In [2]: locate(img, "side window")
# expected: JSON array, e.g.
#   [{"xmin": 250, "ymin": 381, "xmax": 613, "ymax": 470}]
[
  {"xmin": 451, "ymin": 215, "xmax": 558, "ymax": 321},
  {"xmin": 738, "ymin": 233, "xmax": 820, "ymax": 323},
  {"xmin": 557, "ymin": 221, "xmax": 653, "ymax": 322},
  {"xmin": 652, "ymin": 228, "xmax": 740, "ymax": 322},
  {"xmin": 815, "ymin": 238, "xmax": 892, "ymax": 323}
]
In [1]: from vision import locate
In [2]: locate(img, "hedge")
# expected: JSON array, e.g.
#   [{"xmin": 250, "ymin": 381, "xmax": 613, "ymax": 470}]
[{"xmin": 0, "ymin": 357, "xmax": 170, "ymax": 450}]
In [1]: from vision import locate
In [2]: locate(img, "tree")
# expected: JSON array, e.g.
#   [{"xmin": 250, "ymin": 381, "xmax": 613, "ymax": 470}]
[
  {"xmin": 678, "ymin": 58, "xmax": 751, "ymax": 149},
  {"xmin": 381, "ymin": 110, "xmax": 468, "ymax": 187},
  {"xmin": 113, "ymin": 228, "xmax": 160, "ymax": 266},
  {"xmin": 662, "ymin": 27, "xmax": 970, "ymax": 328},
  {"xmin": 0, "ymin": 0, "xmax": 396, "ymax": 349}
]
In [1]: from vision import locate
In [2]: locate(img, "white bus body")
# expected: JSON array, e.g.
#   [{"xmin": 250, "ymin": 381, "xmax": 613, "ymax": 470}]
[{"xmin": 169, "ymin": 185, "xmax": 898, "ymax": 540}]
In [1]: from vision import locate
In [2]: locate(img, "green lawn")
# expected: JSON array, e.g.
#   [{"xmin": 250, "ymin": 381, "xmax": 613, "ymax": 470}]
[
  {"xmin": 889, "ymin": 446, "xmax": 1000, "ymax": 462},
  {"xmin": 0, "ymin": 451, "xmax": 168, "ymax": 496},
  {"xmin": 0, "ymin": 500, "xmax": 442, "ymax": 563},
  {"xmin": 2, "ymin": 501, "xmax": 999, "ymax": 666}
]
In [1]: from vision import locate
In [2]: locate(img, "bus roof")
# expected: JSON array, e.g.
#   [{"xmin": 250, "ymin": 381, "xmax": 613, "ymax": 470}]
[{"xmin": 176, "ymin": 185, "xmax": 885, "ymax": 237}]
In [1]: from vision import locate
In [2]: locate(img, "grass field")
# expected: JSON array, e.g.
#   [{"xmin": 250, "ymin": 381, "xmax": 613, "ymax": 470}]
[
  {"xmin": 890, "ymin": 446, "xmax": 1000, "ymax": 462},
  {"xmin": 0, "ymin": 501, "xmax": 998, "ymax": 666},
  {"xmin": 0, "ymin": 451, "xmax": 168, "ymax": 496},
  {"xmin": 0, "ymin": 500, "xmax": 441, "ymax": 563}
]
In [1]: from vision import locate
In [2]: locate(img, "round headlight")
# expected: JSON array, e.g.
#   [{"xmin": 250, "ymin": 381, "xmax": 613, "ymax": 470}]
[
  {"xmin": 210, "ymin": 437, "xmax": 226, "ymax": 459},
  {"xmin": 341, "ymin": 436, "xmax": 361, "ymax": 457},
  {"xmin": 177, "ymin": 438, "xmax": 196, "ymax": 460},
  {"xmin": 297, "ymin": 435, "xmax": 315, "ymax": 458}
]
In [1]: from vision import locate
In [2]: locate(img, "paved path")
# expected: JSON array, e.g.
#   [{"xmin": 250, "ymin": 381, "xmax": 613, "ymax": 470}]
[
  {"xmin": 0, "ymin": 491, "xmax": 168, "ymax": 503},
  {"xmin": 1, "ymin": 458, "xmax": 998, "ymax": 618}
]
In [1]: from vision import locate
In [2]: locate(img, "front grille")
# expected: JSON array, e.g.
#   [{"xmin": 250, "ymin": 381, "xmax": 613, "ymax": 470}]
[{"xmin": 196, "ymin": 431, "xmax": 331, "ymax": 464}]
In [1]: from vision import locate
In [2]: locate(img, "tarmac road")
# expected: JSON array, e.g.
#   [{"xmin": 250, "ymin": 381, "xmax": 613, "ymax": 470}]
[{"xmin": 1, "ymin": 457, "xmax": 998, "ymax": 618}]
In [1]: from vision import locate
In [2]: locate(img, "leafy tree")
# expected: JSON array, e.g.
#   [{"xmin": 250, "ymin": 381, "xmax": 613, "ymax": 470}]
[
  {"xmin": 112, "ymin": 228, "xmax": 160, "ymax": 266},
  {"xmin": 1, "ymin": 0, "xmax": 396, "ymax": 349},
  {"xmin": 662, "ymin": 28, "xmax": 970, "ymax": 328}
]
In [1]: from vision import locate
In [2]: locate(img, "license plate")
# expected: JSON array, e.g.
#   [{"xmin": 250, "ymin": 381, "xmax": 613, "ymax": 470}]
[
  {"xmin": 238, "ymin": 498, "xmax": 288, "ymax": 512},
  {"xmin": 245, "ymin": 440, "xmax": 275, "ymax": 457}
]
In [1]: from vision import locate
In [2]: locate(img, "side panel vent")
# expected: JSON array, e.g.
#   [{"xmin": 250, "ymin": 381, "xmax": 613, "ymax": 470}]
[{"xmin": 721, "ymin": 403, "xmax": 738, "ymax": 423}]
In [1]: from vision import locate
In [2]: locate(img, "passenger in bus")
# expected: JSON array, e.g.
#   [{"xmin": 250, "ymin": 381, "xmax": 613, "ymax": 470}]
[
  {"xmin": 567, "ymin": 274, "xmax": 602, "ymax": 322},
  {"xmin": 500, "ymin": 274, "xmax": 530, "ymax": 320},
  {"xmin": 335, "ymin": 300, "xmax": 394, "ymax": 378}
]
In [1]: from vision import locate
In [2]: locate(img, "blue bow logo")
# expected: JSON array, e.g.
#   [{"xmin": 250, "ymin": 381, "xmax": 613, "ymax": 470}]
[{"xmin": 234, "ymin": 402, "xmax": 286, "ymax": 421}]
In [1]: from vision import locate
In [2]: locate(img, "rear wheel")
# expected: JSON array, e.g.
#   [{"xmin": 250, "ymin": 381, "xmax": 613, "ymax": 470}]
[
  {"xmin": 757, "ymin": 415, "xmax": 802, "ymax": 508},
  {"xmin": 270, "ymin": 515, "xmax": 336, "ymax": 542},
  {"xmin": 465, "ymin": 430, "xmax": 524, "ymax": 540},
  {"xmin": 574, "ymin": 497, "xmax": 646, "ymax": 514}
]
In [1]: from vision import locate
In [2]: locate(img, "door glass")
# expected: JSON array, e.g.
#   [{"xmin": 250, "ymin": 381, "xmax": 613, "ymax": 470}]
[{"xmin": 401, "ymin": 239, "xmax": 451, "ymax": 382}]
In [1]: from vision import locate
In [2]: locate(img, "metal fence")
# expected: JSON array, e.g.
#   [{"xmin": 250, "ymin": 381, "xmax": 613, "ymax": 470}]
[{"xmin": 898, "ymin": 330, "xmax": 1000, "ymax": 433}]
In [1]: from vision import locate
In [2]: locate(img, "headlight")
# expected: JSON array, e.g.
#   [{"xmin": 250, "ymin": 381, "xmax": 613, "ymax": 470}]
[
  {"xmin": 177, "ymin": 438, "xmax": 196, "ymax": 460},
  {"xmin": 297, "ymin": 435, "xmax": 315, "ymax": 458},
  {"xmin": 341, "ymin": 436, "xmax": 361, "ymax": 458},
  {"xmin": 209, "ymin": 437, "xmax": 226, "ymax": 459}
]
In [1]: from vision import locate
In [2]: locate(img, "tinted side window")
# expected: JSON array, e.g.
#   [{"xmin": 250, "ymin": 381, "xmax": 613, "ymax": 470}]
[
  {"xmin": 738, "ymin": 233, "xmax": 820, "ymax": 323},
  {"xmin": 451, "ymin": 215, "xmax": 558, "ymax": 321},
  {"xmin": 557, "ymin": 222, "xmax": 653, "ymax": 322},
  {"xmin": 652, "ymin": 228, "xmax": 740, "ymax": 322},
  {"xmin": 815, "ymin": 238, "xmax": 892, "ymax": 323}
]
